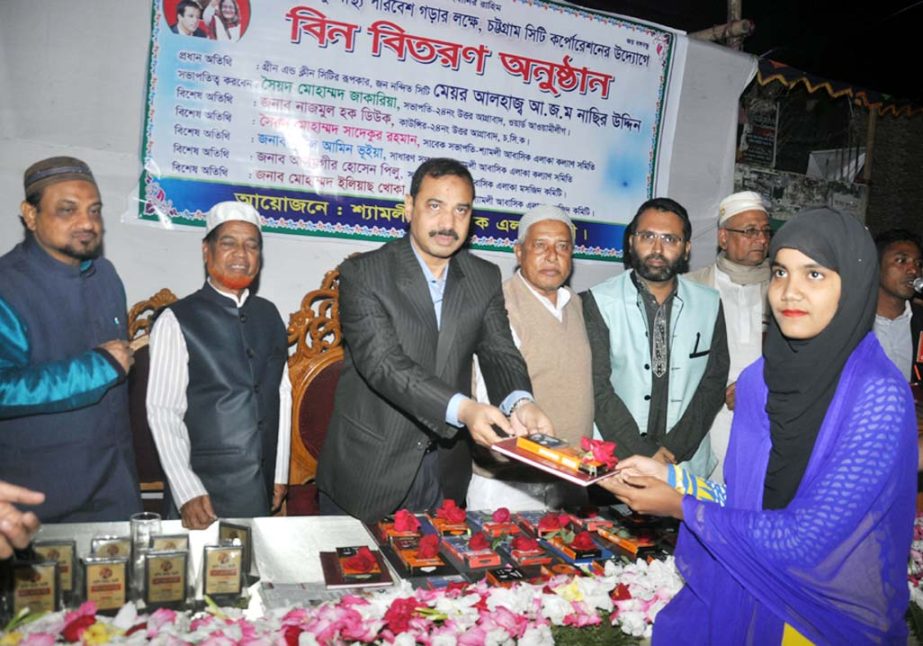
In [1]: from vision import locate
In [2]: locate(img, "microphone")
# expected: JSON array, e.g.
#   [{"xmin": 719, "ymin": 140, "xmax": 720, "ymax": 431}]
[{"xmin": 915, "ymin": 277, "xmax": 923, "ymax": 293}]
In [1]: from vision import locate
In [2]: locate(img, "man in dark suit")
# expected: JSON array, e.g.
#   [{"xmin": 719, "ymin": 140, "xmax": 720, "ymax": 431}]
[{"xmin": 316, "ymin": 158, "xmax": 554, "ymax": 522}]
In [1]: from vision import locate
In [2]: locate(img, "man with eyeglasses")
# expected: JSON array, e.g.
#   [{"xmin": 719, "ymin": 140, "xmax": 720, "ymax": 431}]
[
  {"xmin": 686, "ymin": 191, "xmax": 771, "ymax": 483},
  {"xmin": 872, "ymin": 229, "xmax": 923, "ymax": 384},
  {"xmin": 583, "ymin": 198, "xmax": 729, "ymax": 478},
  {"xmin": 467, "ymin": 205, "xmax": 593, "ymax": 511}
]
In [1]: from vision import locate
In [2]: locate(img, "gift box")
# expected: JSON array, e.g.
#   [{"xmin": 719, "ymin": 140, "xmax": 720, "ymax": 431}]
[
  {"xmin": 540, "ymin": 562, "xmax": 584, "ymax": 578},
  {"xmin": 467, "ymin": 510, "xmax": 521, "ymax": 538},
  {"xmin": 377, "ymin": 513, "xmax": 422, "ymax": 542},
  {"xmin": 486, "ymin": 565, "xmax": 528, "ymax": 588},
  {"xmin": 597, "ymin": 523, "xmax": 661, "ymax": 560},
  {"xmin": 515, "ymin": 434, "xmax": 612, "ymax": 477},
  {"xmin": 426, "ymin": 514, "xmax": 470, "ymax": 537},
  {"xmin": 514, "ymin": 510, "xmax": 573, "ymax": 538},
  {"xmin": 442, "ymin": 535, "xmax": 501, "ymax": 569},
  {"xmin": 496, "ymin": 535, "xmax": 552, "ymax": 567},
  {"xmin": 427, "ymin": 500, "xmax": 470, "ymax": 536},
  {"xmin": 336, "ymin": 546, "xmax": 383, "ymax": 579},
  {"xmin": 392, "ymin": 536, "xmax": 446, "ymax": 574},
  {"xmin": 566, "ymin": 507, "xmax": 615, "ymax": 532},
  {"xmin": 546, "ymin": 534, "xmax": 601, "ymax": 561}
]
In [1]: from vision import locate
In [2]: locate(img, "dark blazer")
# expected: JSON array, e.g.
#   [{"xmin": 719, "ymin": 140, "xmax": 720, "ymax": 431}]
[{"xmin": 316, "ymin": 236, "xmax": 532, "ymax": 522}]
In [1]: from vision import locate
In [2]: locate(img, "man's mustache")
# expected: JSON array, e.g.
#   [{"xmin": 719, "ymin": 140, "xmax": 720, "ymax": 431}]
[{"xmin": 429, "ymin": 229, "xmax": 459, "ymax": 240}]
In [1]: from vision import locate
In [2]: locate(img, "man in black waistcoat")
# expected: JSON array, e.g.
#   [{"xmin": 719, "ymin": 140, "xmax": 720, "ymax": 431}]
[{"xmin": 147, "ymin": 201, "xmax": 291, "ymax": 529}]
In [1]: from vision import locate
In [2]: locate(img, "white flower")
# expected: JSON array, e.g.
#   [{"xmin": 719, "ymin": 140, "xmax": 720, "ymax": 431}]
[
  {"xmin": 617, "ymin": 608, "xmax": 649, "ymax": 638},
  {"xmin": 573, "ymin": 576, "xmax": 614, "ymax": 612},
  {"xmin": 298, "ymin": 632, "xmax": 320, "ymax": 646},
  {"xmin": 540, "ymin": 594, "xmax": 573, "ymax": 625},
  {"xmin": 485, "ymin": 585, "xmax": 535, "ymax": 615},
  {"xmin": 484, "ymin": 627, "xmax": 515, "ymax": 645},
  {"xmin": 393, "ymin": 632, "xmax": 417, "ymax": 646},
  {"xmin": 431, "ymin": 633, "xmax": 458, "ymax": 646},
  {"xmin": 910, "ymin": 581, "xmax": 923, "ymax": 607},
  {"xmin": 112, "ymin": 602, "xmax": 139, "ymax": 630},
  {"xmin": 518, "ymin": 625, "xmax": 555, "ymax": 646}
]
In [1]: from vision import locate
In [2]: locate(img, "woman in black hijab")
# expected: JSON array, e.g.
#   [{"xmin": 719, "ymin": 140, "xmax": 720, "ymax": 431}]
[{"xmin": 603, "ymin": 208, "xmax": 917, "ymax": 644}]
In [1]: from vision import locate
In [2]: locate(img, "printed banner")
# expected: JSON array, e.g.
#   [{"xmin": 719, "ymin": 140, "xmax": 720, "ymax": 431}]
[{"xmin": 138, "ymin": 0, "xmax": 683, "ymax": 261}]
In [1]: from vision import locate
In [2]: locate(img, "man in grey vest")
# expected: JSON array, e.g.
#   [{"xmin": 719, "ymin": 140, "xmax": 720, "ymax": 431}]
[
  {"xmin": 468, "ymin": 205, "xmax": 593, "ymax": 510},
  {"xmin": 583, "ymin": 198, "xmax": 728, "ymax": 478},
  {"xmin": 147, "ymin": 202, "xmax": 291, "ymax": 529}
]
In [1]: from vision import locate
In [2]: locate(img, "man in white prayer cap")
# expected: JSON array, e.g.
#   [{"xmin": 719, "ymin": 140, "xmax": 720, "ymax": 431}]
[
  {"xmin": 147, "ymin": 201, "xmax": 291, "ymax": 528},
  {"xmin": 467, "ymin": 205, "xmax": 594, "ymax": 511},
  {"xmin": 687, "ymin": 191, "xmax": 772, "ymax": 483}
]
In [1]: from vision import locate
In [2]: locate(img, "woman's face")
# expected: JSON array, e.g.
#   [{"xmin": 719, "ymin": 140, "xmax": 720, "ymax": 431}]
[
  {"xmin": 220, "ymin": 0, "xmax": 237, "ymax": 19},
  {"xmin": 769, "ymin": 247, "xmax": 842, "ymax": 340}
]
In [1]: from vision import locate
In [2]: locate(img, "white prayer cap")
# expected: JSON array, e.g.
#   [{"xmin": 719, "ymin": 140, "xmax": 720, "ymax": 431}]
[
  {"xmin": 205, "ymin": 201, "xmax": 262, "ymax": 235},
  {"xmin": 517, "ymin": 204, "xmax": 574, "ymax": 242},
  {"xmin": 718, "ymin": 191, "xmax": 768, "ymax": 225}
]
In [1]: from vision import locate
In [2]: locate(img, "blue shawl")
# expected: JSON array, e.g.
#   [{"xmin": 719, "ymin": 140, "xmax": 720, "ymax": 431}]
[{"xmin": 654, "ymin": 333, "xmax": 916, "ymax": 645}]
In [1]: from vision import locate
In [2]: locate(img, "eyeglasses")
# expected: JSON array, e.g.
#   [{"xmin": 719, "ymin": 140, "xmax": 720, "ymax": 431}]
[
  {"xmin": 529, "ymin": 239, "xmax": 573, "ymax": 254},
  {"xmin": 631, "ymin": 230, "xmax": 685, "ymax": 247},
  {"xmin": 723, "ymin": 227, "xmax": 773, "ymax": 240}
]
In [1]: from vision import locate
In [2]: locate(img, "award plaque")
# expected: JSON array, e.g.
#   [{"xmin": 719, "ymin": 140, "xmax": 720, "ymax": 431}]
[
  {"xmin": 144, "ymin": 550, "xmax": 188, "ymax": 608},
  {"xmin": 12, "ymin": 561, "xmax": 59, "ymax": 614},
  {"xmin": 82, "ymin": 556, "xmax": 128, "ymax": 612},
  {"xmin": 218, "ymin": 522, "xmax": 252, "ymax": 574},
  {"xmin": 203, "ymin": 545, "xmax": 243, "ymax": 598},
  {"xmin": 33, "ymin": 540, "xmax": 76, "ymax": 596},
  {"xmin": 151, "ymin": 534, "xmax": 190, "ymax": 552},
  {"xmin": 91, "ymin": 535, "xmax": 132, "ymax": 559}
]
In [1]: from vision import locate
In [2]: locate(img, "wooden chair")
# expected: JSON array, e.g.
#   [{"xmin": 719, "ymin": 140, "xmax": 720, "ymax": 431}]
[
  {"xmin": 286, "ymin": 269, "xmax": 343, "ymax": 515},
  {"xmin": 126, "ymin": 288, "xmax": 178, "ymax": 513}
]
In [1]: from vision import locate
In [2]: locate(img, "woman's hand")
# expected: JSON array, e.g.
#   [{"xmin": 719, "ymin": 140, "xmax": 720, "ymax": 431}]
[{"xmin": 597, "ymin": 474, "xmax": 684, "ymax": 519}]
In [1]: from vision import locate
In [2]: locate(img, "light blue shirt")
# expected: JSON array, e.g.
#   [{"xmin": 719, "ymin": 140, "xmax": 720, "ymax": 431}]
[{"xmin": 409, "ymin": 242, "xmax": 530, "ymax": 427}]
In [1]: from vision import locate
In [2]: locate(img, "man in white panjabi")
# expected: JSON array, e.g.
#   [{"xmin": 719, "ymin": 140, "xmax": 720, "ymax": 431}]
[{"xmin": 686, "ymin": 191, "xmax": 771, "ymax": 483}]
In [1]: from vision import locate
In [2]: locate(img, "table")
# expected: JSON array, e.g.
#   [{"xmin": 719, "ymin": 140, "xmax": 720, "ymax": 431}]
[{"xmin": 32, "ymin": 515, "xmax": 386, "ymax": 612}]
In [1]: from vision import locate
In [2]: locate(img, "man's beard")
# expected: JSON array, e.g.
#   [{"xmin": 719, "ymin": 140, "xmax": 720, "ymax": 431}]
[
  {"xmin": 212, "ymin": 271, "xmax": 254, "ymax": 291},
  {"xmin": 629, "ymin": 245, "xmax": 687, "ymax": 282},
  {"xmin": 59, "ymin": 238, "xmax": 101, "ymax": 262}
]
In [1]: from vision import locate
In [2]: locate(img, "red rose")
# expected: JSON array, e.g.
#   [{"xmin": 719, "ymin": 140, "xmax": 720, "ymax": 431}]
[
  {"xmin": 538, "ymin": 512, "xmax": 571, "ymax": 532},
  {"xmin": 580, "ymin": 437, "xmax": 618, "ymax": 469},
  {"xmin": 62, "ymin": 615, "xmax": 96, "ymax": 642},
  {"xmin": 283, "ymin": 625, "xmax": 303, "ymax": 646},
  {"xmin": 416, "ymin": 534, "xmax": 440, "ymax": 559},
  {"xmin": 343, "ymin": 546, "xmax": 376, "ymax": 573},
  {"xmin": 393, "ymin": 509, "xmax": 421, "ymax": 532},
  {"xmin": 385, "ymin": 597, "xmax": 420, "ymax": 633},
  {"xmin": 468, "ymin": 532, "xmax": 490, "ymax": 551},
  {"xmin": 492, "ymin": 507, "xmax": 511, "ymax": 523},
  {"xmin": 611, "ymin": 583, "xmax": 632, "ymax": 601},
  {"xmin": 436, "ymin": 500, "xmax": 467, "ymax": 523},
  {"xmin": 512, "ymin": 535, "xmax": 539, "ymax": 552},
  {"xmin": 538, "ymin": 512, "xmax": 563, "ymax": 531},
  {"xmin": 570, "ymin": 531, "xmax": 596, "ymax": 550}
]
